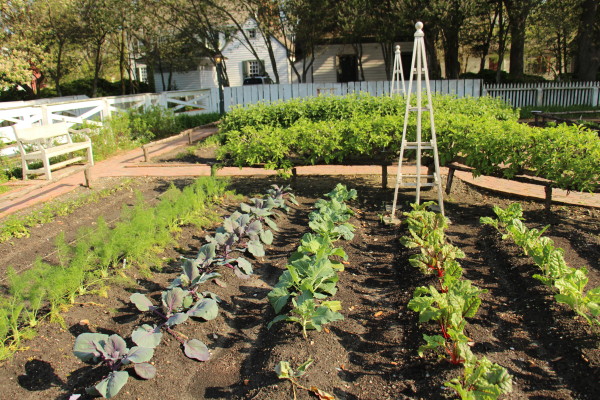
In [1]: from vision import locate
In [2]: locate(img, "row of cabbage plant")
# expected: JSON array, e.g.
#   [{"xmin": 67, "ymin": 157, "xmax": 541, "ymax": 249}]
[
  {"xmin": 267, "ymin": 184, "xmax": 357, "ymax": 338},
  {"xmin": 71, "ymin": 184, "xmax": 297, "ymax": 398}
]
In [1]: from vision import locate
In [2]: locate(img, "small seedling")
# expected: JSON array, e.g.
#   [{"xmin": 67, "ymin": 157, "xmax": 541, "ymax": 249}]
[{"xmin": 275, "ymin": 358, "xmax": 335, "ymax": 400}]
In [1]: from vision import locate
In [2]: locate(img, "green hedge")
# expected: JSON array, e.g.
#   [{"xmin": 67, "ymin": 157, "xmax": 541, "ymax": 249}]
[{"xmin": 217, "ymin": 94, "xmax": 599, "ymax": 192}]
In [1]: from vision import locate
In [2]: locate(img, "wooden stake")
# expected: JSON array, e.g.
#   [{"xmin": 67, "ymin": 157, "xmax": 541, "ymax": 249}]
[
  {"xmin": 381, "ymin": 163, "xmax": 388, "ymax": 189},
  {"xmin": 445, "ymin": 167, "xmax": 455, "ymax": 194},
  {"xmin": 142, "ymin": 145, "xmax": 149, "ymax": 162},
  {"xmin": 291, "ymin": 167, "xmax": 298, "ymax": 187},
  {"xmin": 84, "ymin": 166, "xmax": 92, "ymax": 188},
  {"xmin": 545, "ymin": 185, "xmax": 552, "ymax": 214}
]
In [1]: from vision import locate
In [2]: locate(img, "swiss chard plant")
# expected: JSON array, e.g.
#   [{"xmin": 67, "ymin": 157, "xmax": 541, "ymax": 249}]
[
  {"xmin": 401, "ymin": 201, "xmax": 513, "ymax": 397},
  {"xmin": 72, "ymin": 333, "xmax": 156, "ymax": 398},
  {"xmin": 445, "ymin": 356, "xmax": 513, "ymax": 400},
  {"xmin": 401, "ymin": 202, "xmax": 464, "ymax": 292},
  {"xmin": 409, "ymin": 280, "xmax": 485, "ymax": 364}
]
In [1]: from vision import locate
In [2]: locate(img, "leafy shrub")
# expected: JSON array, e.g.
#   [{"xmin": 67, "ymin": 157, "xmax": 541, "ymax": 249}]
[{"xmin": 217, "ymin": 94, "xmax": 599, "ymax": 192}]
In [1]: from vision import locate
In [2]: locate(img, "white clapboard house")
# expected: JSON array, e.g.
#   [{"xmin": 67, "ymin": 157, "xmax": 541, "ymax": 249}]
[{"xmin": 150, "ymin": 18, "xmax": 412, "ymax": 91}]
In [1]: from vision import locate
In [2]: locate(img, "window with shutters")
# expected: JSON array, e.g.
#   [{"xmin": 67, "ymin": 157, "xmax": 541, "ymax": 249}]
[{"xmin": 138, "ymin": 66, "xmax": 148, "ymax": 83}]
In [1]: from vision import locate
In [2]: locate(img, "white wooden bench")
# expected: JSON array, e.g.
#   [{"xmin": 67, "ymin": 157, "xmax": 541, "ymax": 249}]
[{"xmin": 12, "ymin": 122, "xmax": 94, "ymax": 180}]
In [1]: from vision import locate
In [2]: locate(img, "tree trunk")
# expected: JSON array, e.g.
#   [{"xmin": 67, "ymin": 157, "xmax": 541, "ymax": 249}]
[
  {"xmin": 158, "ymin": 55, "xmax": 166, "ymax": 92},
  {"xmin": 380, "ymin": 41, "xmax": 394, "ymax": 81},
  {"xmin": 479, "ymin": 9, "xmax": 499, "ymax": 73},
  {"xmin": 508, "ymin": 18, "xmax": 526, "ymax": 79},
  {"xmin": 265, "ymin": 38, "xmax": 280, "ymax": 84},
  {"xmin": 442, "ymin": 29, "xmax": 461, "ymax": 79},
  {"xmin": 504, "ymin": 0, "xmax": 534, "ymax": 80},
  {"xmin": 574, "ymin": 0, "xmax": 600, "ymax": 81},
  {"xmin": 119, "ymin": 29, "xmax": 126, "ymax": 95},
  {"xmin": 425, "ymin": 29, "xmax": 442, "ymax": 79},
  {"xmin": 55, "ymin": 41, "xmax": 64, "ymax": 97},
  {"xmin": 353, "ymin": 43, "xmax": 365, "ymax": 81},
  {"xmin": 92, "ymin": 40, "xmax": 103, "ymax": 97},
  {"xmin": 496, "ymin": 0, "xmax": 508, "ymax": 83}
]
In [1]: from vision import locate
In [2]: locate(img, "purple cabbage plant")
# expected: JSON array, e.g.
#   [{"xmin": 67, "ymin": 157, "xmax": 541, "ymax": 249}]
[
  {"xmin": 72, "ymin": 332, "xmax": 155, "ymax": 398},
  {"xmin": 130, "ymin": 286, "xmax": 218, "ymax": 362}
]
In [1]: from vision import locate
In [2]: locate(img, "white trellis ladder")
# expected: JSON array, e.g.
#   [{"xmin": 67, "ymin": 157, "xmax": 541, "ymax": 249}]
[
  {"xmin": 390, "ymin": 21, "xmax": 445, "ymax": 220},
  {"xmin": 390, "ymin": 44, "xmax": 406, "ymax": 96}
]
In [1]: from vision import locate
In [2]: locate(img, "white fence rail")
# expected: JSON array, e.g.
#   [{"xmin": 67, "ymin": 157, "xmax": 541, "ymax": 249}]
[
  {"xmin": 0, "ymin": 90, "xmax": 211, "ymax": 146},
  {"xmin": 483, "ymin": 81, "xmax": 600, "ymax": 108},
  {"xmin": 211, "ymin": 79, "xmax": 482, "ymax": 112}
]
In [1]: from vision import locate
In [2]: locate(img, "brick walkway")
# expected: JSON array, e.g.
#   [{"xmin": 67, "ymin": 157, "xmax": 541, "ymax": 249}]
[{"xmin": 1, "ymin": 126, "xmax": 598, "ymax": 219}]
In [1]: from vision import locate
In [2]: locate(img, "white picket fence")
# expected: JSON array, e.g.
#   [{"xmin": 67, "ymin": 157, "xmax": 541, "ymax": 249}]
[
  {"xmin": 211, "ymin": 79, "xmax": 482, "ymax": 112},
  {"xmin": 483, "ymin": 81, "xmax": 600, "ymax": 108}
]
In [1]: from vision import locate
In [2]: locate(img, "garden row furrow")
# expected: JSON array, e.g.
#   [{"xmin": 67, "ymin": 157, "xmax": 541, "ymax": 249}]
[
  {"xmin": 401, "ymin": 202, "xmax": 513, "ymax": 399},
  {"xmin": 482, "ymin": 203, "xmax": 600, "ymax": 327},
  {"xmin": 71, "ymin": 183, "xmax": 298, "ymax": 398}
]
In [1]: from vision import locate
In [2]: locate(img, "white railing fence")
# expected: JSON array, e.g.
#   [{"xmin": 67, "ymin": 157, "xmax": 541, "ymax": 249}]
[
  {"xmin": 0, "ymin": 90, "xmax": 211, "ymax": 146},
  {"xmin": 483, "ymin": 81, "xmax": 600, "ymax": 108}
]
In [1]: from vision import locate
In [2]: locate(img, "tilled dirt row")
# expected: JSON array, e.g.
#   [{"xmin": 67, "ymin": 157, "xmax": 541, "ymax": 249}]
[{"xmin": 0, "ymin": 176, "xmax": 597, "ymax": 400}]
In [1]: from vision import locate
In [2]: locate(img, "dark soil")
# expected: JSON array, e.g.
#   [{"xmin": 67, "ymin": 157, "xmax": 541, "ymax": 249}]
[{"xmin": 0, "ymin": 173, "xmax": 598, "ymax": 400}]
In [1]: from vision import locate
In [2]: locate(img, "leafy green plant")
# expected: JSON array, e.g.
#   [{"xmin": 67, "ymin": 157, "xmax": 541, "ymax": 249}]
[
  {"xmin": 266, "ymin": 184, "xmax": 299, "ymax": 212},
  {"xmin": 268, "ymin": 293, "xmax": 343, "ymax": 338},
  {"xmin": 401, "ymin": 202, "xmax": 463, "ymax": 292},
  {"xmin": 445, "ymin": 356, "xmax": 513, "ymax": 400},
  {"xmin": 268, "ymin": 252, "xmax": 342, "ymax": 313},
  {"xmin": 409, "ymin": 281, "xmax": 485, "ymax": 364},
  {"xmin": 72, "ymin": 333, "xmax": 155, "ymax": 398},
  {"xmin": 482, "ymin": 203, "xmax": 599, "ymax": 326},
  {"xmin": 268, "ymin": 184, "xmax": 355, "ymax": 337},
  {"xmin": 218, "ymin": 94, "xmax": 599, "ymax": 192}
]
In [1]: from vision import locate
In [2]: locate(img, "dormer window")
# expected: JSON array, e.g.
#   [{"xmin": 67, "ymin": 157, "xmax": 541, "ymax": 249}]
[{"xmin": 247, "ymin": 29, "xmax": 257, "ymax": 39}]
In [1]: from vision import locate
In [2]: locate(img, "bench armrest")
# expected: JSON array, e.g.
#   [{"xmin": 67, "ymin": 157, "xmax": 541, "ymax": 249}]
[{"xmin": 67, "ymin": 128, "xmax": 92, "ymax": 143}]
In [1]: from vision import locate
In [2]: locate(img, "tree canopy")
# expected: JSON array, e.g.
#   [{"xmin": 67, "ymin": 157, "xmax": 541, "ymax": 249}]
[{"xmin": 1, "ymin": 0, "xmax": 598, "ymax": 99}]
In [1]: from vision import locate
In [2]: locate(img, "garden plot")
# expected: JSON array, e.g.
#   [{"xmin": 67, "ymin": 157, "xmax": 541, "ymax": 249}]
[{"xmin": 0, "ymin": 175, "xmax": 597, "ymax": 400}]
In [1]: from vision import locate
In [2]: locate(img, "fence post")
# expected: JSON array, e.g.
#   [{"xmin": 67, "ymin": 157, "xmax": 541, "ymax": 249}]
[
  {"xmin": 102, "ymin": 99, "xmax": 111, "ymax": 122},
  {"xmin": 592, "ymin": 86, "xmax": 599, "ymax": 107},
  {"xmin": 144, "ymin": 93, "xmax": 152, "ymax": 110},
  {"xmin": 158, "ymin": 92, "xmax": 168, "ymax": 109},
  {"xmin": 40, "ymin": 105, "xmax": 50, "ymax": 125},
  {"xmin": 536, "ymin": 88, "xmax": 543, "ymax": 106}
]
